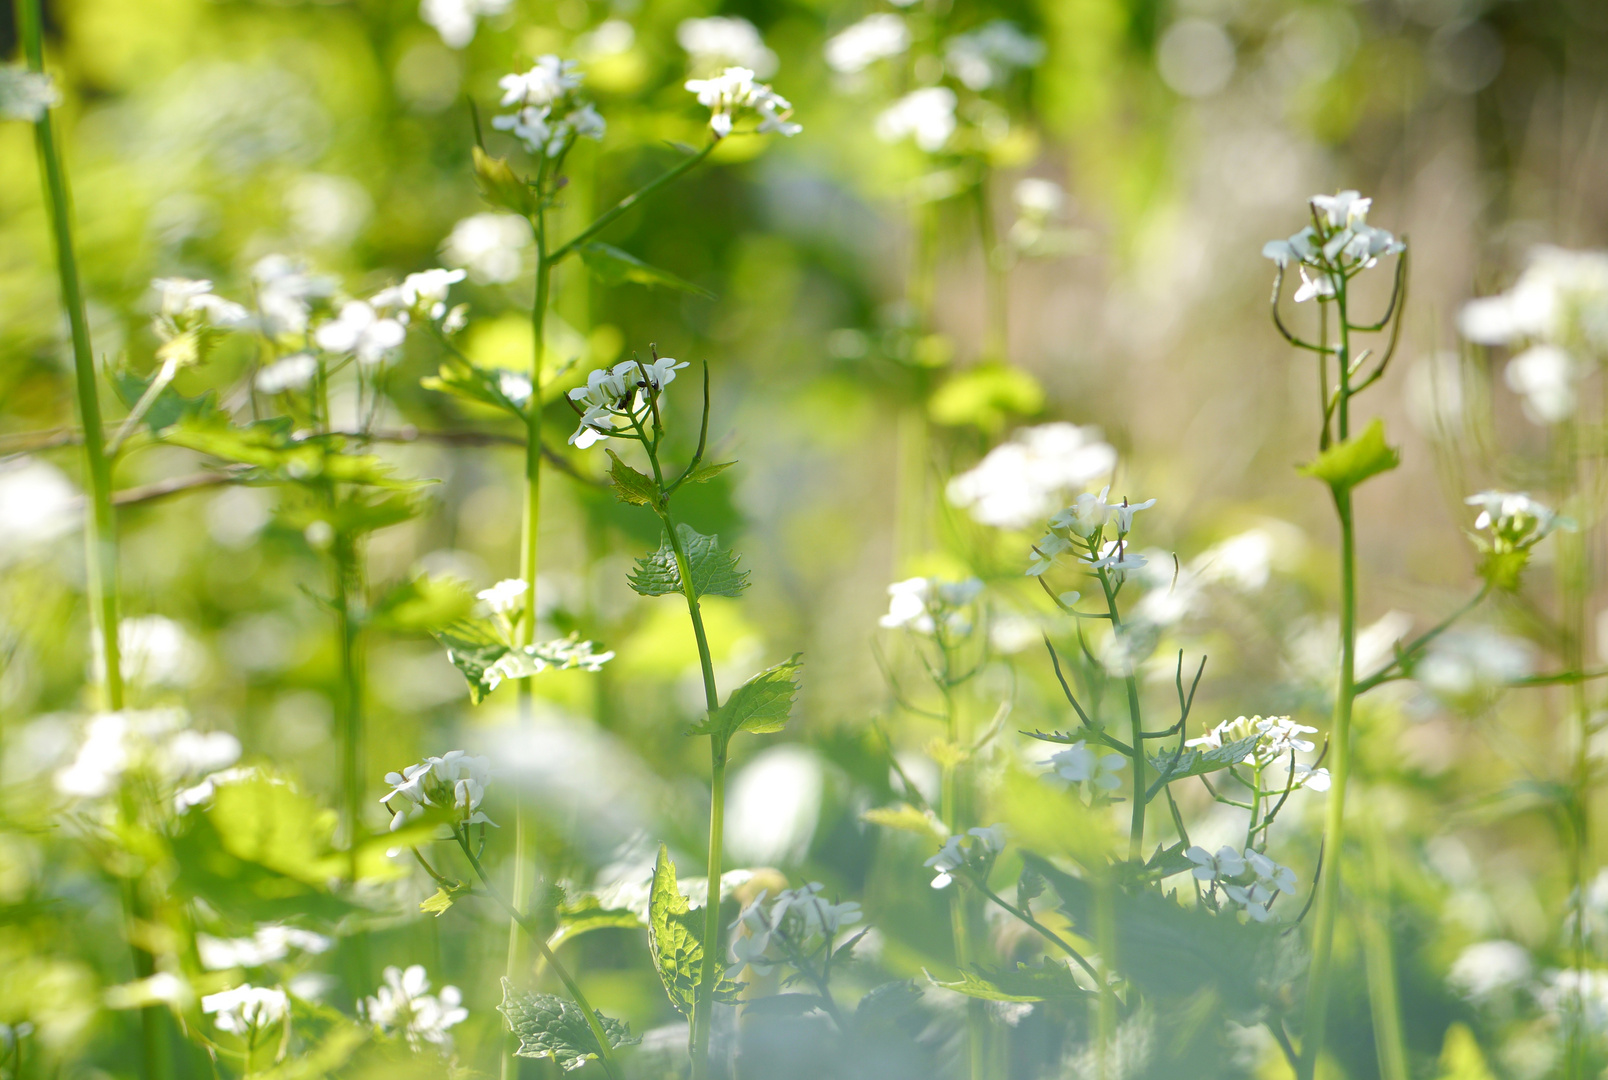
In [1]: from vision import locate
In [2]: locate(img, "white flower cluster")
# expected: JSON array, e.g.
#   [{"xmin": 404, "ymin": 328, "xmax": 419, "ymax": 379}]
[
  {"xmin": 924, "ymin": 824, "xmax": 1007, "ymax": 889},
  {"xmin": 1459, "ymin": 246, "xmax": 1608, "ymax": 424},
  {"xmin": 1185, "ymin": 845, "xmax": 1299, "ymax": 922},
  {"xmin": 1465, "ymin": 490, "xmax": 1567, "ymax": 552},
  {"xmin": 360, "ymin": 965, "xmax": 467, "ymax": 1053},
  {"xmin": 202, "ymin": 984, "xmax": 289, "ymax": 1035},
  {"xmin": 442, "ymin": 212, "xmax": 530, "ymax": 285},
  {"xmin": 56, "ymin": 709, "xmax": 241, "ymax": 800},
  {"xmin": 420, "ymin": 0, "xmax": 510, "ymax": 50},
  {"xmin": 197, "ymin": 925, "xmax": 332, "ymax": 971},
  {"xmin": 152, "ymin": 277, "xmax": 251, "ymax": 339},
  {"xmin": 1185, "ymin": 715, "xmax": 1329, "ymax": 790},
  {"xmin": 727, "ymin": 882, "xmax": 863, "ymax": 977},
  {"xmin": 946, "ymin": 423, "xmax": 1115, "ymax": 530},
  {"xmin": 1262, "ymin": 190, "xmax": 1403, "ymax": 304},
  {"xmin": 379, "ymin": 750, "xmax": 494, "ymax": 832},
  {"xmin": 566, "ymin": 356, "xmax": 689, "ymax": 449},
  {"xmin": 1042, "ymin": 741, "xmax": 1126, "ymax": 793},
  {"xmin": 875, "ymin": 87, "xmax": 957, "ymax": 153},
  {"xmin": 253, "ymin": 254, "xmax": 338, "ymax": 337},
  {"xmin": 685, "ymin": 66, "xmax": 800, "ymax": 138},
  {"xmin": 1027, "ymin": 487, "xmax": 1155, "ymax": 577},
  {"xmin": 825, "ymin": 14, "xmax": 910, "ymax": 74},
  {"xmin": 1009, "ymin": 178, "xmax": 1069, "ymax": 255},
  {"xmin": 494, "ymin": 56, "xmax": 604, "ymax": 157},
  {"xmin": 477, "ymin": 578, "xmax": 528, "ymax": 619},
  {"xmin": 0, "ymin": 64, "xmax": 60, "ymax": 122},
  {"xmin": 878, "ymin": 576, "xmax": 983, "ymax": 636},
  {"xmin": 678, "ymin": 16, "xmax": 777, "ymax": 77},
  {"xmin": 944, "ymin": 21, "xmax": 1045, "ymax": 91}
]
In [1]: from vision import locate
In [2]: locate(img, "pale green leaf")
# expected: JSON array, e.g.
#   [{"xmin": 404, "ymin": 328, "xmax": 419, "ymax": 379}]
[
  {"xmin": 927, "ymin": 960, "xmax": 1089, "ymax": 1002},
  {"xmin": 689, "ymin": 654, "xmax": 802, "ymax": 745},
  {"xmin": 1144, "ymin": 734, "xmax": 1262, "ymax": 802},
  {"xmin": 605, "ymin": 449, "xmax": 659, "ymax": 506},
  {"xmin": 1299, "ymin": 418, "xmax": 1400, "ymax": 493},
  {"xmin": 647, "ymin": 845, "xmax": 740, "ymax": 1017}
]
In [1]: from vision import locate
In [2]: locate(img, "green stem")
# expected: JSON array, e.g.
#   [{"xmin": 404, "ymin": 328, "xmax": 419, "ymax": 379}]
[
  {"xmin": 1299, "ymin": 285, "xmax": 1356, "ymax": 1080},
  {"xmin": 973, "ymin": 169, "xmax": 1008, "ymax": 363},
  {"xmin": 939, "ymin": 674, "xmax": 985, "ymax": 1080},
  {"xmin": 457, "ymin": 833, "xmax": 619, "ymax": 1079},
  {"xmin": 1561, "ymin": 421, "xmax": 1591, "ymax": 1080},
  {"xmin": 333, "ymin": 529, "xmax": 365, "ymax": 875},
  {"xmin": 660, "ymin": 512, "xmax": 724, "ymax": 1080},
  {"xmin": 1360, "ymin": 821, "xmax": 1409, "ymax": 1080},
  {"xmin": 1097, "ymin": 570, "xmax": 1146, "ymax": 859},
  {"xmin": 549, "ymin": 141, "xmax": 717, "ymax": 264},
  {"xmin": 20, "ymin": 0, "xmax": 123, "ymax": 714}
]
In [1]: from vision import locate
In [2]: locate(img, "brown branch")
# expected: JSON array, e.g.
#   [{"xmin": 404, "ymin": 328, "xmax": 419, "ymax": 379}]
[{"xmin": 112, "ymin": 470, "xmax": 244, "ymax": 507}]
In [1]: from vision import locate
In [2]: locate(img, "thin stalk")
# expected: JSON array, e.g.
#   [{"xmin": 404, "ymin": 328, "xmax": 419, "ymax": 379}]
[
  {"xmin": 973, "ymin": 170, "xmax": 1008, "ymax": 363},
  {"xmin": 457, "ymin": 833, "xmax": 620, "ymax": 1079},
  {"xmin": 1561, "ymin": 418, "xmax": 1591, "ymax": 1080},
  {"xmin": 1096, "ymin": 569, "xmax": 1146, "ymax": 858},
  {"xmin": 660, "ymin": 513, "xmax": 724, "ymax": 1080},
  {"xmin": 20, "ymin": 0, "xmax": 123, "ymax": 713},
  {"xmin": 940, "ymin": 673, "xmax": 985, "ymax": 1080},
  {"xmin": 1299, "ymin": 284, "xmax": 1356, "ymax": 1080},
  {"xmin": 502, "ymin": 189, "xmax": 553, "ymax": 1080},
  {"xmin": 333, "ymin": 529, "xmax": 365, "ymax": 874},
  {"xmin": 1360, "ymin": 822, "xmax": 1409, "ymax": 1080},
  {"xmin": 548, "ymin": 141, "xmax": 717, "ymax": 263}
]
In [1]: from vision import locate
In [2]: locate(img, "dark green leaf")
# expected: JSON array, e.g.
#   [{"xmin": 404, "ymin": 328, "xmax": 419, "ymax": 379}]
[
  {"xmin": 499, "ymin": 978, "xmax": 637, "ymax": 1071},
  {"xmin": 627, "ymin": 523, "xmax": 749, "ymax": 599},
  {"xmin": 1299, "ymin": 418, "xmax": 1400, "ymax": 493},
  {"xmin": 853, "ymin": 980, "xmax": 923, "ymax": 1034},
  {"xmin": 1145, "ymin": 734, "xmax": 1262, "ymax": 801},
  {"xmin": 579, "ymin": 241, "xmax": 715, "ymax": 298},
  {"xmin": 1016, "ymin": 866, "xmax": 1045, "ymax": 907},
  {"xmin": 927, "ymin": 960, "xmax": 1089, "ymax": 1002},
  {"xmin": 605, "ymin": 449, "xmax": 659, "ymax": 506},
  {"xmin": 689, "ymin": 654, "xmax": 803, "ymax": 745}
]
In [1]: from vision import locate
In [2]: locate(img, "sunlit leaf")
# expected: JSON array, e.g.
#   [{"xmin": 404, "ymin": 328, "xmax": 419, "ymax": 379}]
[
  {"xmin": 647, "ymin": 844, "xmax": 740, "ymax": 1017},
  {"xmin": 927, "ymin": 960, "xmax": 1089, "ymax": 1002},
  {"xmin": 1144, "ymin": 734, "xmax": 1262, "ymax": 802},
  {"xmin": 605, "ymin": 449, "xmax": 659, "ymax": 506},
  {"xmin": 628, "ymin": 523, "xmax": 749, "ymax": 599},
  {"xmin": 1300, "ymin": 418, "xmax": 1400, "ymax": 493},
  {"xmin": 579, "ymin": 241, "xmax": 715, "ymax": 298},
  {"xmin": 499, "ymin": 978, "xmax": 637, "ymax": 1071},
  {"xmin": 689, "ymin": 654, "xmax": 802, "ymax": 746}
]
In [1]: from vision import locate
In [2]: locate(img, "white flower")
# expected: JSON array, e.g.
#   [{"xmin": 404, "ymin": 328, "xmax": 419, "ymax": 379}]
[
  {"xmin": 565, "ymin": 358, "xmax": 689, "ymax": 448},
  {"xmin": 151, "ymin": 278, "xmax": 250, "ymax": 331},
  {"xmin": 314, "ymin": 301, "xmax": 407, "ymax": 366},
  {"xmin": 1244, "ymin": 849, "xmax": 1298, "ymax": 894},
  {"xmin": 878, "ymin": 577, "xmax": 981, "ymax": 636},
  {"xmin": 925, "ymin": 835, "xmax": 967, "ymax": 888},
  {"xmin": 967, "ymin": 823, "xmax": 1008, "ymax": 854},
  {"xmin": 1414, "ymin": 626, "xmax": 1534, "ymax": 698},
  {"xmin": 1310, "ymin": 190, "xmax": 1372, "ymax": 229},
  {"xmin": 824, "ymin": 14, "xmax": 909, "ymax": 74},
  {"xmin": 727, "ymin": 896, "xmax": 776, "ymax": 976},
  {"xmin": 678, "ymin": 16, "xmax": 778, "ymax": 77},
  {"xmin": 1184, "ymin": 716, "xmax": 1257, "ymax": 755},
  {"xmin": 1262, "ymin": 192, "xmax": 1401, "ymax": 278},
  {"xmin": 255, "ymin": 353, "xmax": 318, "ymax": 395},
  {"xmin": 361, "ymin": 965, "xmax": 467, "ymax": 1052},
  {"xmin": 1051, "ymin": 486, "xmax": 1114, "ymax": 540},
  {"xmin": 1292, "ymin": 266, "xmax": 1336, "ymax": 303},
  {"xmin": 946, "ymin": 423, "xmax": 1116, "ymax": 530},
  {"xmin": 202, "ymin": 984, "xmax": 289, "ymax": 1035},
  {"xmin": 1111, "ymin": 498, "xmax": 1156, "ymax": 535},
  {"xmin": 1092, "ymin": 540, "xmax": 1147, "ymax": 574},
  {"xmin": 1043, "ymin": 741, "xmax": 1126, "ymax": 791},
  {"xmin": 1184, "ymin": 845, "xmax": 1245, "ymax": 883},
  {"xmin": 1464, "ymin": 490, "xmax": 1567, "ymax": 546},
  {"xmin": 1457, "ymin": 246, "xmax": 1608, "ymax": 352},
  {"xmin": 379, "ymin": 752, "xmax": 495, "ymax": 830},
  {"xmin": 944, "ymin": 21, "xmax": 1044, "ymax": 90},
  {"xmin": 0, "ymin": 64, "xmax": 60, "ymax": 121},
  {"xmin": 91, "ymin": 615, "xmax": 206, "ymax": 690},
  {"xmin": 372, "ymin": 268, "xmax": 466, "ymax": 322},
  {"xmin": 875, "ymin": 87, "xmax": 957, "ymax": 153},
  {"xmin": 477, "ymin": 578, "xmax": 528, "ymax": 617},
  {"xmin": 1291, "ymin": 764, "xmax": 1331, "ymax": 791},
  {"xmin": 420, "ymin": 0, "xmax": 511, "ymax": 49},
  {"xmin": 442, "ymin": 212, "xmax": 529, "ymax": 284},
  {"xmin": 197, "ymin": 925, "xmax": 333, "ymax": 971},
  {"xmin": 1255, "ymin": 716, "xmax": 1317, "ymax": 757},
  {"xmin": 252, "ymin": 255, "xmax": 337, "ymax": 337},
  {"xmin": 1505, "ymin": 344, "xmax": 1583, "ymax": 424},
  {"xmin": 498, "ymin": 57, "xmax": 582, "ymax": 109},
  {"xmin": 1448, "ymin": 941, "xmax": 1532, "ymax": 1002},
  {"xmin": 684, "ymin": 66, "xmax": 800, "ymax": 138}
]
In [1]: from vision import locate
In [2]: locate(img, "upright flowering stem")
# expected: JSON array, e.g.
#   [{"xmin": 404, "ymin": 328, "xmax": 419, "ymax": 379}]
[
  {"xmin": 1359, "ymin": 818, "xmax": 1409, "ymax": 1080},
  {"xmin": 1559, "ymin": 422, "xmax": 1591, "ymax": 1079},
  {"xmin": 19, "ymin": 0, "xmax": 123, "ymax": 714},
  {"xmin": 1096, "ymin": 570, "xmax": 1146, "ymax": 859},
  {"xmin": 936, "ymin": 646, "xmax": 986, "ymax": 1080},
  {"xmin": 1299, "ymin": 280, "xmax": 1357, "ymax": 1080},
  {"xmin": 333, "ymin": 530, "xmax": 366, "ymax": 874}
]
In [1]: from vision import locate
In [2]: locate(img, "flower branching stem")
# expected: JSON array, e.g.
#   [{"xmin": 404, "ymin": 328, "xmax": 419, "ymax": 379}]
[{"xmin": 1094, "ymin": 570, "xmax": 1146, "ymax": 859}]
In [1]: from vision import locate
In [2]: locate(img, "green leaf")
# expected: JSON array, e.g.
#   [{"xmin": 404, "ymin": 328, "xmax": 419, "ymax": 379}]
[
  {"xmin": 112, "ymin": 369, "xmax": 218, "ymax": 434},
  {"xmin": 680, "ymin": 460, "xmax": 736, "ymax": 485},
  {"xmin": 369, "ymin": 574, "xmax": 475, "ymax": 634},
  {"xmin": 419, "ymin": 885, "xmax": 465, "ymax": 917},
  {"xmin": 927, "ymin": 960, "xmax": 1089, "ymax": 1003},
  {"xmin": 1476, "ymin": 546, "xmax": 1530, "ymax": 592},
  {"xmin": 690, "ymin": 654, "xmax": 802, "ymax": 745},
  {"xmin": 578, "ymin": 241, "xmax": 715, "ymax": 298},
  {"xmin": 852, "ymin": 980, "xmax": 923, "ymax": 1034},
  {"xmin": 473, "ymin": 147, "xmax": 538, "ymax": 216},
  {"xmin": 927, "ymin": 363, "xmax": 1045, "ymax": 433},
  {"xmin": 605, "ymin": 449, "xmax": 659, "ymax": 506},
  {"xmin": 627, "ymin": 523, "xmax": 749, "ymax": 599},
  {"xmin": 434, "ymin": 622, "xmax": 613, "ymax": 703},
  {"xmin": 252, "ymin": 1025, "xmax": 368, "ymax": 1080},
  {"xmin": 1016, "ymin": 866, "xmax": 1045, "ymax": 907},
  {"xmin": 548, "ymin": 895, "xmax": 644, "ymax": 951},
  {"xmin": 420, "ymin": 361, "xmax": 530, "ymax": 418},
  {"xmin": 1144, "ymin": 734, "xmax": 1262, "ymax": 802},
  {"xmin": 1299, "ymin": 418, "xmax": 1400, "ymax": 493},
  {"xmin": 499, "ymin": 978, "xmax": 638, "ymax": 1071},
  {"xmin": 647, "ymin": 845, "xmax": 741, "ymax": 1017}
]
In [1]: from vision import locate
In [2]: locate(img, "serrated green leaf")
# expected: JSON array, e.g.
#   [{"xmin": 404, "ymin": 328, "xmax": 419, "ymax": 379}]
[
  {"xmin": 421, "ymin": 361, "xmax": 529, "ymax": 418},
  {"xmin": 498, "ymin": 978, "xmax": 637, "ymax": 1071},
  {"xmin": 605, "ymin": 449, "xmax": 659, "ymax": 506},
  {"xmin": 690, "ymin": 654, "xmax": 802, "ymax": 746},
  {"xmin": 579, "ymin": 241, "xmax": 715, "ymax": 298},
  {"xmin": 1145, "ymin": 734, "xmax": 1262, "ymax": 802},
  {"xmin": 927, "ymin": 960, "xmax": 1089, "ymax": 1003},
  {"xmin": 434, "ymin": 622, "xmax": 612, "ymax": 703},
  {"xmin": 627, "ymin": 523, "xmax": 749, "ymax": 599},
  {"xmin": 1299, "ymin": 418, "xmax": 1400, "ymax": 493},
  {"xmin": 860, "ymin": 803, "xmax": 947, "ymax": 839},
  {"xmin": 420, "ymin": 886, "xmax": 461, "ymax": 917},
  {"xmin": 647, "ymin": 845, "xmax": 741, "ymax": 1017},
  {"xmin": 681, "ymin": 460, "xmax": 736, "ymax": 485}
]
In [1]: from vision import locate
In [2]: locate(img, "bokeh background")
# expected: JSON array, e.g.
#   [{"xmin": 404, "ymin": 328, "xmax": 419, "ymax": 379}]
[{"xmin": 4, "ymin": 0, "xmax": 1608, "ymax": 1075}]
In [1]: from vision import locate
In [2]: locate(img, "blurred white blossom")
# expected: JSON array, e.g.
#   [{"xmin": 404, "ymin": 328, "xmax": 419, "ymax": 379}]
[
  {"xmin": 876, "ymin": 87, "xmax": 956, "ymax": 152},
  {"xmin": 252, "ymin": 255, "xmax": 337, "ymax": 337},
  {"xmin": 944, "ymin": 21, "xmax": 1044, "ymax": 90},
  {"xmin": 1043, "ymin": 741, "xmax": 1125, "ymax": 792},
  {"xmin": 420, "ymin": 0, "xmax": 511, "ymax": 49},
  {"xmin": 442, "ymin": 212, "xmax": 529, "ymax": 284},
  {"xmin": 824, "ymin": 14, "xmax": 909, "ymax": 75},
  {"xmin": 1448, "ymin": 940, "xmax": 1532, "ymax": 1002},
  {"xmin": 361, "ymin": 965, "xmax": 466, "ymax": 1052},
  {"xmin": 679, "ymin": 17, "xmax": 777, "ymax": 77},
  {"xmin": 201, "ymin": 984, "xmax": 288, "ymax": 1035},
  {"xmin": 255, "ymin": 353, "xmax": 318, "ymax": 395},
  {"xmin": 946, "ymin": 423, "xmax": 1115, "ymax": 530},
  {"xmin": 0, "ymin": 64, "xmax": 59, "ymax": 121},
  {"xmin": 1415, "ymin": 627, "xmax": 1534, "ymax": 699},
  {"xmin": 0, "ymin": 457, "xmax": 78, "ymax": 565},
  {"xmin": 197, "ymin": 926, "xmax": 332, "ymax": 971},
  {"xmin": 494, "ymin": 56, "xmax": 605, "ymax": 156},
  {"xmin": 685, "ymin": 66, "xmax": 799, "ymax": 138},
  {"xmin": 878, "ymin": 577, "xmax": 982, "ymax": 636},
  {"xmin": 56, "ymin": 709, "xmax": 239, "ymax": 799},
  {"xmin": 315, "ymin": 301, "xmax": 406, "ymax": 366}
]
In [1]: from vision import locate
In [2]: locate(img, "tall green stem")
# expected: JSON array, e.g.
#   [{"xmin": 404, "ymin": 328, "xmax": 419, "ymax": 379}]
[
  {"xmin": 973, "ymin": 170, "xmax": 1008, "ymax": 364},
  {"xmin": 1560, "ymin": 419, "xmax": 1591, "ymax": 1079},
  {"xmin": 333, "ymin": 530, "xmax": 365, "ymax": 872},
  {"xmin": 659, "ymin": 514, "xmax": 724, "ymax": 1080},
  {"xmin": 20, "ymin": 0, "xmax": 123, "ymax": 713},
  {"xmin": 1300, "ymin": 286, "xmax": 1356, "ymax": 1080},
  {"xmin": 1097, "ymin": 571, "xmax": 1146, "ymax": 859},
  {"xmin": 502, "ymin": 200, "xmax": 552, "ymax": 1080},
  {"xmin": 1360, "ymin": 819, "xmax": 1409, "ymax": 1080},
  {"xmin": 939, "ymin": 671, "xmax": 986, "ymax": 1080}
]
